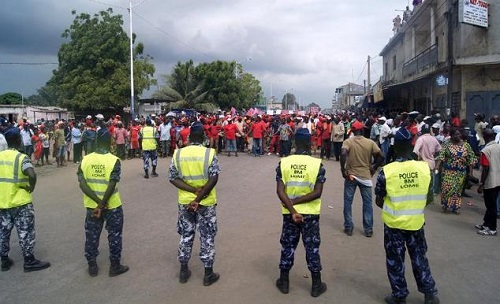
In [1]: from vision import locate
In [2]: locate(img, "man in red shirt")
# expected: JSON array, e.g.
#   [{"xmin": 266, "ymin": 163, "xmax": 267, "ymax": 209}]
[
  {"xmin": 179, "ymin": 122, "xmax": 191, "ymax": 148},
  {"xmin": 208, "ymin": 120, "xmax": 221, "ymax": 152},
  {"xmin": 223, "ymin": 118, "xmax": 241, "ymax": 157},
  {"xmin": 251, "ymin": 116, "xmax": 266, "ymax": 157}
]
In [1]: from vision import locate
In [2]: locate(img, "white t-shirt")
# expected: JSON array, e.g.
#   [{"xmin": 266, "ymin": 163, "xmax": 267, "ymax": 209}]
[{"xmin": 0, "ymin": 134, "xmax": 7, "ymax": 151}]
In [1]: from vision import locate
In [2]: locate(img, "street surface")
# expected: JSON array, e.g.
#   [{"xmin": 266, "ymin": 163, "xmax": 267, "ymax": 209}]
[{"xmin": 1, "ymin": 153, "xmax": 498, "ymax": 304}]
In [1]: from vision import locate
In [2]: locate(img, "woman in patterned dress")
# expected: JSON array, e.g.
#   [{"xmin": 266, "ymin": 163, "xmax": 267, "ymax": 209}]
[{"xmin": 435, "ymin": 128, "xmax": 477, "ymax": 214}]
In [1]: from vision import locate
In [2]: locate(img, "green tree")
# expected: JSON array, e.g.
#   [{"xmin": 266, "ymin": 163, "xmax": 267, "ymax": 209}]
[
  {"xmin": 238, "ymin": 73, "xmax": 262, "ymax": 109},
  {"xmin": 197, "ymin": 60, "xmax": 239, "ymax": 110},
  {"xmin": 153, "ymin": 59, "xmax": 263, "ymax": 111},
  {"xmin": 0, "ymin": 92, "xmax": 22, "ymax": 105},
  {"xmin": 36, "ymin": 80, "xmax": 61, "ymax": 106},
  {"xmin": 49, "ymin": 9, "xmax": 156, "ymax": 112}
]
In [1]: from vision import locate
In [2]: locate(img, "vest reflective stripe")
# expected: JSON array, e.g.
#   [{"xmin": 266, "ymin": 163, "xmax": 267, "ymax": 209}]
[
  {"xmin": 175, "ymin": 148, "xmax": 211, "ymax": 180},
  {"xmin": 174, "ymin": 146, "xmax": 216, "ymax": 206},
  {"xmin": 280, "ymin": 155, "xmax": 322, "ymax": 215},
  {"xmin": 382, "ymin": 206, "xmax": 425, "ymax": 216},
  {"xmin": 382, "ymin": 160, "xmax": 430, "ymax": 231},
  {"xmin": 81, "ymin": 152, "xmax": 122, "ymax": 209},
  {"xmin": 389, "ymin": 194, "xmax": 427, "ymax": 203},
  {"xmin": 0, "ymin": 150, "xmax": 32, "ymax": 208},
  {"xmin": 285, "ymin": 181, "xmax": 315, "ymax": 189},
  {"xmin": 141, "ymin": 126, "xmax": 157, "ymax": 151}
]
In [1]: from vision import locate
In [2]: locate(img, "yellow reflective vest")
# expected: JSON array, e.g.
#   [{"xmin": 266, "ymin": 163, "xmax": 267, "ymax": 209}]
[
  {"xmin": 174, "ymin": 145, "xmax": 217, "ymax": 206},
  {"xmin": 141, "ymin": 126, "xmax": 157, "ymax": 151},
  {"xmin": 382, "ymin": 160, "xmax": 431, "ymax": 231},
  {"xmin": 81, "ymin": 152, "xmax": 122, "ymax": 209},
  {"xmin": 0, "ymin": 149, "xmax": 32, "ymax": 209},
  {"xmin": 280, "ymin": 155, "xmax": 322, "ymax": 215}
]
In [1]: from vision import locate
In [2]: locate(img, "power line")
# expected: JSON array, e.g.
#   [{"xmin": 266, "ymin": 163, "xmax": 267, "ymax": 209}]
[
  {"xmin": 133, "ymin": 11, "xmax": 216, "ymax": 61},
  {"xmin": 0, "ymin": 62, "xmax": 58, "ymax": 65},
  {"xmin": 354, "ymin": 61, "xmax": 367, "ymax": 84}
]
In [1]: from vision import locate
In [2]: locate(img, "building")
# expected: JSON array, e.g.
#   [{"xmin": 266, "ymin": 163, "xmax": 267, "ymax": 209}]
[
  {"xmin": 334, "ymin": 83, "xmax": 366, "ymax": 109},
  {"xmin": 379, "ymin": 0, "xmax": 499, "ymax": 123},
  {"xmin": 0, "ymin": 105, "xmax": 70, "ymax": 123},
  {"xmin": 137, "ymin": 98, "xmax": 170, "ymax": 117}
]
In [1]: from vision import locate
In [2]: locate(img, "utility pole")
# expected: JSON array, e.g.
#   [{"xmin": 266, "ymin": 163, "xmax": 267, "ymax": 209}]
[
  {"xmin": 445, "ymin": 0, "xmax": 454, "ymax": 118},
  {"xmin": 367, "ymin": 55, "xmax": 371, "ymax": 94}
]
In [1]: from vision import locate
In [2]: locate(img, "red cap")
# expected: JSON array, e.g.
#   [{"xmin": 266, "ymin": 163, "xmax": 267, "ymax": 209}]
[{"xmin": 351, "ymin": 121, "xmax": 364, "ymax": 131}]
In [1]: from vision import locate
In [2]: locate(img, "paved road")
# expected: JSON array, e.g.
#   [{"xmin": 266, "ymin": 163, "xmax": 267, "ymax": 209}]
[{"xmin": 1, "ymin": 153, "xmax": 498, "ymax": 304}]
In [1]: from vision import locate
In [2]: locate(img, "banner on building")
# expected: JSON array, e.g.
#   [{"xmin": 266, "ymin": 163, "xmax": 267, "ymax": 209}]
[{"xmin": 459, "ymin": 0, "xmax": 489, "ymax": 28}]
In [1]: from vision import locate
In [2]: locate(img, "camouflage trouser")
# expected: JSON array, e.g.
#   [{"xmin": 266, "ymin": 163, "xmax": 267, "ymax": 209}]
[
  {"xmin": 142, "ymin": 150, "xmax": 158, "ymax": 171},
  {"xmin": 0, "ymin": 203, "xmax": 36, "ymax": 258},
  {"xmin": 384, "ymin": 225, "xmax": 437, "ymax": 298},
  {"xmin": 84, "ymin": 207, "xmax": 124, "ymax": 263},
  {"xmin": 177, "ymin": 204, "xmax": 217, "ymax": 267},
  {"xmin": 279, "ymin": 214, "xmax": 322, "ymax": 272}
]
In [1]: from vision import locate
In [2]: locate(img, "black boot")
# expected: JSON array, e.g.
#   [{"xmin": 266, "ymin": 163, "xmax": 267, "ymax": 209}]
[
  {"xmin": 424, "ymin": 294, "xmax": 440, "ymax": 304},
  {"xmin": 310, "ymin": 271, "xmax": 327, "ymax": 297},
  {"xmin": 88, "ymin": 260, "xmax": 98, "ymax": 277},
  {"xmin": 144, "ymin": 169, "xmax": 149, "ymax": 179},
  {"xmin": 384, "ymin": 295, "xmax": 407, "ymax": 304},
  {"xmin": 151, "ymin": 166, "xmax": 158, "ymax": 177},
  {"xmin": 23, "ymin": 255, "xmax": 50, "ymax": 272},
  {"xmin": 1, "ymin": 256, "xmax": 13, "ymax": 271},
  {"xmin": 179, "ymin": 263, "xmax": 191, "ymax": 283},
  {"xmin": 275, "ymin": 269, "xmax": 289, "ymax": 294},
  {"xmin": 203, "ymin": 267, "xmax": 220, "ymax": 286},
  {"xmin": 109, "ymin": 261, "xmax": 129, "ymax": 277}
]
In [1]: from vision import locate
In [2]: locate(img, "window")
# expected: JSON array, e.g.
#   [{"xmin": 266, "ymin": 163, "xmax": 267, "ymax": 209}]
[{"xmin": 392, "ymin": 55, "xmax": 396, "ymax": 70}]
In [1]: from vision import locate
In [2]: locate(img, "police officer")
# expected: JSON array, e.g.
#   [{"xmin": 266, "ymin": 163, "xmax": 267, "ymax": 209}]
[
  {"xmin": 275, "ymin": 128, "xmax": 327, "ymax": 297},
  {"xmin": 140, "ymin": 118, "xmax": 158, "ymax": 178},
  {"xmin": 375, "ymin": 128, "xmax": 439, "ymax": 304},
  {"xmin": 0, "ymin": 127, "xmax": 50, "ymax": 272},
  {"xmin": 77, "ymin": 128, "xmax": 129, "ymax": 277},
  {"xmin": 169, "ymin": 122, "xmax": 221, "ymax": 286}
]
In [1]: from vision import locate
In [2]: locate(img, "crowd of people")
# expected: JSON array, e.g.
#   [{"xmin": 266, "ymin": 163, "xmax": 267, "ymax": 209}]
[{"xmin": 0, "ymin": 107, "xmax": 498, "ymax": 303}]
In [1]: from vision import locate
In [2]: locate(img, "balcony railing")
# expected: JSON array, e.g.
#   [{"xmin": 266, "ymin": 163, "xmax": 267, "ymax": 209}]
[{"xmin": 402, "ymin": 44, "xmax": 438, "ymax": 78}]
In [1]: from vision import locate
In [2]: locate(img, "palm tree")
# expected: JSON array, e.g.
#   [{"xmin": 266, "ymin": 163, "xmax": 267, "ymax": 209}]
[{"xmin": 153, "ymin": 60, "xmax": 214, "ymax": 111}]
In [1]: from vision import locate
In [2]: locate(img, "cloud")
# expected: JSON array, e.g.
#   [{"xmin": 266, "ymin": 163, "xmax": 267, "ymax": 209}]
[{"xmin": 0, "ymin": 0, "xmax": 406, "ymax": 108}]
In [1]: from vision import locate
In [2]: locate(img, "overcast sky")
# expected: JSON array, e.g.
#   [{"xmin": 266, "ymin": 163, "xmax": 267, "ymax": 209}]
[{"xmin": 0, "ymin": 0, "xmax": 411, "ymax": 108}]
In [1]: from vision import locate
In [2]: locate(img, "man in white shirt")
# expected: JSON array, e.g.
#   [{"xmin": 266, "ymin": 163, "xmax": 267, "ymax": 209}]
[
  {"xmin": 158, "ymin": 119, "xmax": 172, "ymax": 157},
  {"xmin": 378, "ymin": 117, "xmax": 391, "ymax": 164}
]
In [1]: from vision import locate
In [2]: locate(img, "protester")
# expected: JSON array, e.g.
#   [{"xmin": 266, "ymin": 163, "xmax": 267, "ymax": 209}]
[
  {"xmin": 39, "ymin": 126, "xmax": 51, "ymax": 165},
  {"xmin": 251, "ymin": 116, "xmax": 266, "ymax": 157},
  {"xmin": 113, "ymin": 121, "xmax": 128, "ymax": 160},
  {"xmin": 72, "ymin": 122, "xmax": 83, "ymax": 164},
  {"xmin": 435, "ymin": 128, "xmax": 477, "ymax": 214},
  {"xmin": 223, "ymin": 118, "xmax": 241, "ymax": 157},
  {"xmin": 341, "ymin": 120, "xmax": 383, "ymax": 237},
  {"xmin": 54, "ymin": 122, "xmax": 66, "ymax": 167},
  {"xmin": 20, "ymin": 123, "xmax": 34, "ymax": 159},
  {"xmin": 278, "ymin": 118, "xmax": 293, "ymax": 157},
  {"xmin": 159, "ymin": 119, "xmax": 172, "ymax": 157},
  {"xmin": 331, "ymin": 117, "xmax": 344, "ymax": 161},
  {"xmin": 475, "ymin": 128, "xmax": 500, "ymax": 236},
  {"xmin": 413, "ymin": 123, "xmax": 441, "ymax": 203}
]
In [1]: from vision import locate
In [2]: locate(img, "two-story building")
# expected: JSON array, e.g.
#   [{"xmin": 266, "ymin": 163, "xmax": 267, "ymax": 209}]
[
  {"xmin": 334, "ymin": 83, "xmax": 366, "ymax": 109},
  {"xmin": 380, "ymin": 0, "xmax": 499, "ymax": 123}
]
